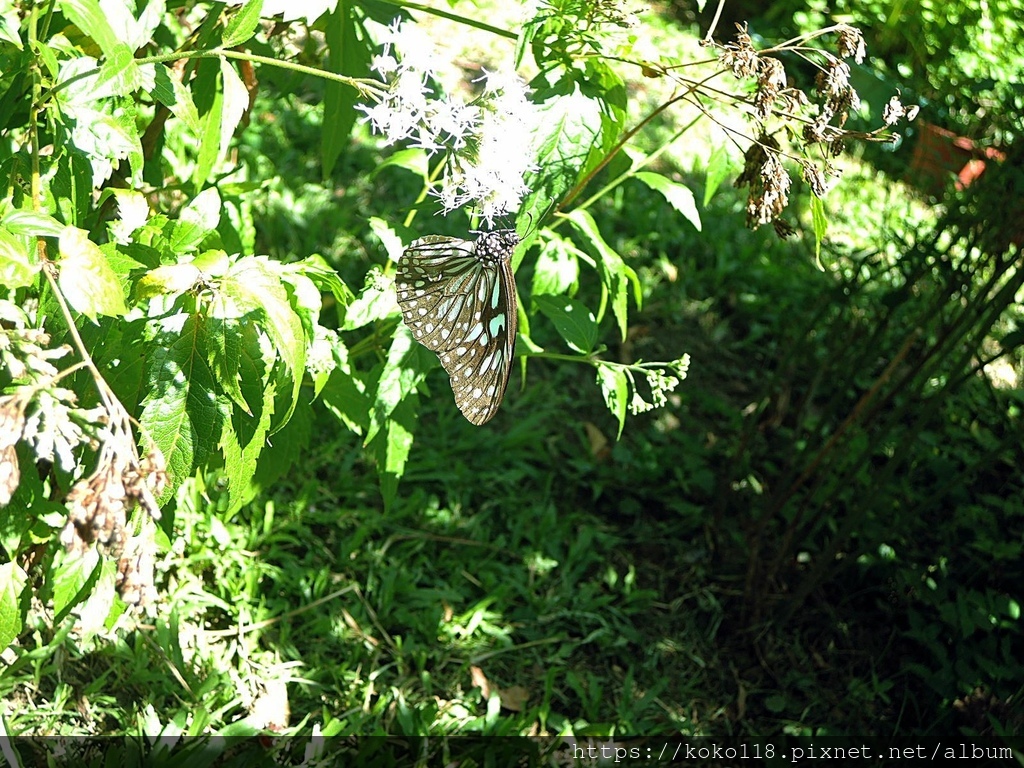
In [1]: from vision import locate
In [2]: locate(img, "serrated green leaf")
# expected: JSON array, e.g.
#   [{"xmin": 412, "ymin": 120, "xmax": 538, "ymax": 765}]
[
  {"xmin": 596, "ymin": 364, "xmax": 628, "ymax": 439},
  {"xmin": 0, "ymin": 226, "xmax": 38, "ymax": 287},
  {"xmin": 59, "ymin": 226, "xmax": 128, "ymax": 320},
  {"xmin": 52, "ymin": 548, "xmax": 101, "ymax": 623},
  {"xmin": 810, "ymin": 192, "xmax": 828, "ymax": 269},
  {"xmin": 323, "ymin": 0, "xmax": 373, "ymax": 177},
  {"xmin": 96, "ymin": 42, "xmax": 143, "ymax": 97},
  {"xmin": 152, "ymin": 64, "xmax": 200, "ymax": 133},
  {"xmin": 704, "ymin": 143, "xmax": 733, "ymax": 206},
  {"xmin": 342, "ymin": 266, "xmax": 397, "ymax": 330},
  {"xmin": 219, "ymin": 332, "xmax": 276, "ymax": 513},
  {"xmin": 283, "ymin": 254, "xmax": 353, "ymax": 310},
  {"xmin": 0, "ymin": 561, "xmax": 28, "ymax": 652},
  {"xmin": 635, "ymin": 171, "xmax": 701, "ymax": 231},
  {"xmin": 531, "ymin": 236, "xmax": 579, "ymax": 296},
  {"xmin": 217, "ymin": 256, "xmax": 305, "ymax": 433},
  {"xmin": 171, "ymin": 188, "xmax": 221, "ymax": 253},
  {"xmin": 204, "ymin": 313, "xmax": 251, "ymax": 415},
  {"xmin": 61, "ymin": 0, "xmax": 120, "ymax": 60},
  {"xmin": 534, "ymin": 294, "xmax": 598, "ymax": 354},
  {"xmin": 365, "ymin": 325, "xmax": 430, "ymax": 445},
  {"xmin": 4, "ymin": 209, "xmax": 64, "ymax": 237},
  {"xmin": 141, "ymin": 314, "xmax": 227, "ymax": 499},
  {"xmin": 222, "ymin": 0, "xmax": 263, "ymax": 47},
  {"xmin": 521, "ymin": 91, "xmax": 604, "ymax": 224},
  {"xmin": 371, "ymin": 396, "xmax": 416, "ymax": 511}
]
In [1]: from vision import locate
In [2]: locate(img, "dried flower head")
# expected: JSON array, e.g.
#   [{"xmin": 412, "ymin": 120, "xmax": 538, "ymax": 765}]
[
  {"xmin": 882, "ymin": 94, "xmax": 920, "ymax": 127},
  {"xmin": 736, "ymin": 133, "xmax": 792, "ymax": 228},
  {"xmin": 0, "ymin": 445, "xmax": 19, "ymax": 507},
  {"xmin": 720, "ymin": 24, "xmax": 759, "ymax": 79},
  {"xmin": 754, "ymin": 57, "xmax": 787, "ymax": 120},
  {"xmin": 835, "ymin": 24, "xmax": 866, "ymax": 64},
  {"xmin": 117, "ymin": 531, "xmax": 157, "ymax": 606}
]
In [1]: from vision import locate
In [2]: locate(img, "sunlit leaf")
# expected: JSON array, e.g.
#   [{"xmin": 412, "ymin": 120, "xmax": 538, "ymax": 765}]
[
  {"xmin": 222, "ymin": 0, "xmax": 264, "ymax": 47},
  {"xmin": 0, "ymin": 561, "xmax": 28, "ymax": 652},
  {"xmin": 58, "ymin": 227, "xmax": 128, "ymax": 320},
  {"xmin": 534, "ymin": 294, "xmax": 597, "ymax": 354},
  {"xmin": 596, "ymin": 363, "xmax": 628, "ymax": 439},
  {"xmin": 531, "ymin": 236, "xmax": 579, "ymax": 296},
  {"xmin": 635, "ymin": 171, "xmax": 701, "ymax": 231}
]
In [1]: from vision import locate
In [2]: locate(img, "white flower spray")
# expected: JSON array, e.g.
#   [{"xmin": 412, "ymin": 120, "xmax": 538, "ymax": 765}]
[{"xmin": 359, "ymin": 19, "xmax": 537, "ymax": 227}]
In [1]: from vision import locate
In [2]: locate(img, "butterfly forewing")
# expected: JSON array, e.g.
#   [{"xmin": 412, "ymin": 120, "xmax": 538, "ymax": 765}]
[{"xmin": 396, "ymin": 230, "xmax": 519, "ymax": 425}]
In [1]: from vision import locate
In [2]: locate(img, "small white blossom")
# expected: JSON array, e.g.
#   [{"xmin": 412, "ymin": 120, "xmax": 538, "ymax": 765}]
[
  {"xmin": 307, "ymin": 327, "xmax": 339, "ymax": 377},
  {"xmin": 359, "ymin": 19, "xmax": 537, "ymax": 226}
]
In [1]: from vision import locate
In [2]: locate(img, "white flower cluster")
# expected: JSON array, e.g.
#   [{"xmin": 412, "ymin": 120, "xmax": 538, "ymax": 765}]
[
  {"xmin": 628, "ymin": 355, "xmax": 691, "ymax": 415},
  {"xmin": 359, "ymin": 19, "xmax": 537, "ymax": 226}
]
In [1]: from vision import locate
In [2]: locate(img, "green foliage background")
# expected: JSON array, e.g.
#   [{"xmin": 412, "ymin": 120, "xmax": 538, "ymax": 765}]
[{"xmin": 0, "ymin": 0, "xmax": 1021, "ymax": 763}]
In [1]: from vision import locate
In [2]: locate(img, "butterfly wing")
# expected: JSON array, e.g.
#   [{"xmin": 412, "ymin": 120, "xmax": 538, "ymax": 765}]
[{"xmin": 396, "ymin": 232, "xmax": 518, "ymax": 425}]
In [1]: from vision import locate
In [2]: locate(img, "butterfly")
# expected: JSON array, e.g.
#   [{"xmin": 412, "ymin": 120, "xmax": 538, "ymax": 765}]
[{"xmin": 395, "ymin": 228, "xmax": 520, "ymax": 425}]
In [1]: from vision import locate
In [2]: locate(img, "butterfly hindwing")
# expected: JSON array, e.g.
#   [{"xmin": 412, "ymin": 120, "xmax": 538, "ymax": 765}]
[{"xmin": 396, "ymin": 230, "xmax": 519, "ymax": 425}]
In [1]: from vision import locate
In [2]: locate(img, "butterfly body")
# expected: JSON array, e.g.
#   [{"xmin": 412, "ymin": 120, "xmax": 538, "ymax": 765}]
[{"xmin": 396, "ymin": 229, "xmax": 520, "ymax": 425}]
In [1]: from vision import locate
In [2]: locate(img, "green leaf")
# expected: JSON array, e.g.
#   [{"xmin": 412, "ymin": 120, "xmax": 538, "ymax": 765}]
[
  {"xmin": 216, "ymin": 256, "xmax": 306, "ymax": 433},
  {"xmin": 4, "ymin": 209, "xmax": 64, "ymax": 237},
  {"xmin": 322, "ymin": 1, "xmax": 373, "ymax": 177},
  {"xmin": 136, "ymin": 263, "xmax": 204, "ymax": 300},
  {"xmin": 0, "ymin": 225, "xmax": 38, "ymax": 288},
  {"xmin": 222, "ymin": 0, "xmax": 264, "ymax": 47},
  {"xmin": 369, "ymin": 217, "xmax": 406, "ymax": 264},
  {"xmin": 152, "ymin": 64, "xmax": 201, "ymax": 134},
  {"xmin": 96, "ymin": 42, "xmax": 144, "ymax": 97},
  {"xmin": 704, "ymin": 143, "xmax": 733, "ymax": 206},
  {"xmin": 521, "ymin": 91, "xmax": 605, "ymax": 228},
  {"xmin": 342, "ymin": 266, "xmax": 397, "ymax": 330},
  {"xmin": 59, "ymin": 226, "xmax": 128, "ymax": 320},
  {"xmin": 634, "ymin": 171, "xmax": 701, "ymax": 231},
  {"xmin": 219, "ymin": 330, "xmax": 276, "ymax": 513},
  {"xmin": 534, "ymin": 294, "xmax": 598, "ymax": 354},
  {"xmin": 61, "ymin": 0, "xmax": 120, "ymax": 60},
  {"xmin": 52, "ymin": 548, "xmax": 102, "ymax": 623},
  {"xmin": 141, "ymin": 314, "xmax": 227, "ymax": 499},
  {"xmin": 531, "ymin": 236, "xmax": 579, "ymax": 297},
  {"xmin": 193, "ymin": 58, "xmax": 224, "ymax": 189},
  {"xmin": 564, "ymin": 208, "xmax": 640, "ymax": 340},
  {"xmin": 371, "ymin": 148, "xmax": 429, "ymax": 181},
  {"xmin": 596, "ymin": 363, "xmax": 628, "ymax": 439},
  {"xmin": 0, "ymin": 561, "xmax": 28, "ymax": 652},
  {"xmin": 171, "ymin": 188, "xmax": 221, "ymax": 253},
  {"xmin": 810, "ymin": 192, "xmax": 828, "ymax": 269},
  {"xmin": 321, "ymin": 355, "xmax": 370, "ymax": 436},
  {"xmin": 219, "ymin": 58, "xmax": 248, "ymax": 162},
  {"xmin": 369, "ymin": 395, "xmax": 417, "ymax": 511},
  {"xmin": 283, "ymin": 254, "xmax": 354, "ymax": 311},
  {"xmin": 0, "ymin": 4, "xmax": 23, "ymax": 49},
  {"xmin": 365, "ymin": 325, "xmax": 431, "ymax": 444}
]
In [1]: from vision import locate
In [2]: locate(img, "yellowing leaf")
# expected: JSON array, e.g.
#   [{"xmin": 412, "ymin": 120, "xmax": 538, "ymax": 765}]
[{"xmin": 58, "ymin": 227, "xmax": 127, "ymax": 320}]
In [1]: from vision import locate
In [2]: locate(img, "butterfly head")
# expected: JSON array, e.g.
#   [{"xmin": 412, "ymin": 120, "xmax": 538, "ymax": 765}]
[{"xmin": 474, "ymin": 229, "xmax": 520, "ymax": 266}]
